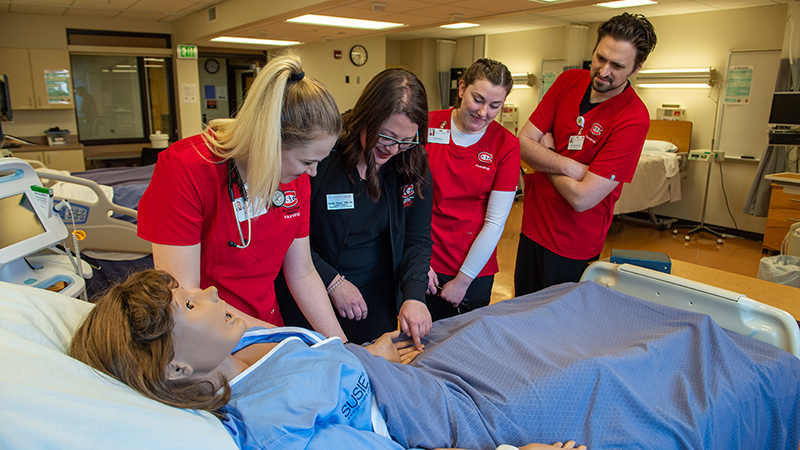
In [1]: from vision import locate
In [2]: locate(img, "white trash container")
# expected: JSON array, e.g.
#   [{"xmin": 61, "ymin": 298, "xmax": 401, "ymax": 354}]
[{"xmin": 149, "ymin": 130, "xmax": 169, "ymax": 149}]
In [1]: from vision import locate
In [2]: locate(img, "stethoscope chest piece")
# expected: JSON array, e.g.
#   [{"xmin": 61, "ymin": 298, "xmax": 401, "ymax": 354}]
[{"xmin": 272, "ymin": 189, "xmax": 285, "ymax": 208}]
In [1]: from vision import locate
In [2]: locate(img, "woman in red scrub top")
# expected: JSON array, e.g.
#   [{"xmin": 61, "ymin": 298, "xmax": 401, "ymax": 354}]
[
  {"xmin": 425, "ymin": 58, "xmax": 520, "ymax": 321},
  {"xmin": 137, "ymin": 54, "xmax": 346, "ymax": 340}
]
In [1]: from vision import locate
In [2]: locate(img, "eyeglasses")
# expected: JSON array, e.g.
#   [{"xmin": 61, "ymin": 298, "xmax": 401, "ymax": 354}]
[{"xmin": 377, "ymin": 131, "xmax": 419, "ymax": 150}]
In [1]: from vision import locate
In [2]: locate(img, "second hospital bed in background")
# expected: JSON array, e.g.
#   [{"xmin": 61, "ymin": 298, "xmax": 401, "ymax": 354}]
[{"xmin": 614, "ymin": 119, "xmax": 692, "ymax": 229}]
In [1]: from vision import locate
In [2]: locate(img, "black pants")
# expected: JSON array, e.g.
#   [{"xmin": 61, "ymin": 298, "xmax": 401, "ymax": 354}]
[
  {"xmin": 514, "ymin": 233, "xmax": 599, "ymax": 296},
  {"xmin": 425, "ymin": 272, "xmax": 494, "ymax": 322}
]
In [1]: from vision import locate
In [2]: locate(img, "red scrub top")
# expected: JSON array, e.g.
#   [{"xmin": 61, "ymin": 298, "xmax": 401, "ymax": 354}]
[
  {"xmin": 427, "ymin": 108, "xmax": 520, "ymax": 277},
  {"xmin": 522, "ymin": 69, "xmax": 649, "ymax": 260},
  {"xmin": 137, "ymin": 134, "xmax": 310, "ymax": 325}
]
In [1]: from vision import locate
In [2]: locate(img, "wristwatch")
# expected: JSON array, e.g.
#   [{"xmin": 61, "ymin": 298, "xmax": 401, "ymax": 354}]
[{"xmin": 496, "ymin": 446, "xmax": 520, "ymax": 450}]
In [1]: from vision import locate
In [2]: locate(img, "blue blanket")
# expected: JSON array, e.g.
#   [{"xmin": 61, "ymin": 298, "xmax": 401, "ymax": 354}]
[{"xmin": 350, "ymin": 282, "xmax": 800, "ymax": 450}]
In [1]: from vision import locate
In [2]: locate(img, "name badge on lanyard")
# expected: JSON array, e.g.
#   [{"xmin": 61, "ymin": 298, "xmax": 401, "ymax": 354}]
[
  {"xmin": 428, "ymin": 128, "xmax": 450, "ymax": 145},
  {"xmin": 327, "ymin": 193, "xmax": 355, "ymax": 210},
  {"xmin": 568, "ymin": 115, "xmax": 586, "ymax": 151}
]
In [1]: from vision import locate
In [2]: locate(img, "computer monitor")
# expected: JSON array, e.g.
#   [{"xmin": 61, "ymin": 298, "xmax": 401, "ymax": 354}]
[
  {"xmin": 768, "ymin": 92, "xmax": 800, "ymax": 127},
  {"xmin": 0, "ymin": 158, "xmax": 68, "ymax": 268},
  {"xmin": 0, "ymin": 74, "xmax": 12, "ymax": 122}
]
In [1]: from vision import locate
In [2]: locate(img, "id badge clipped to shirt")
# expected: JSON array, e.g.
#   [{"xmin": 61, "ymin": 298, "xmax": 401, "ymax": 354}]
[
  {"xmin": 568, "ymin": 115, "xmax": 586, "ymax": 150},
  {"xmin": 568, "ymin": 135, "xmax": 585, "ymax": 151},
  {"xmin": 428, "ymin": 128, "xmax": 450, "ymax": 145}
]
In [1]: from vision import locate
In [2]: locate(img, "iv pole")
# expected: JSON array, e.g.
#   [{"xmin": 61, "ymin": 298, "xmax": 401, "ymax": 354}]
[{"xmin": 674, "ymin": 74, "xmax": 726, "ymax": 244}]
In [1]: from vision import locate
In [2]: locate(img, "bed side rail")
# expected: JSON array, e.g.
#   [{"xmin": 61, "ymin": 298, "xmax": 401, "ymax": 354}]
[
  {"xmin": 581, "ymin": 261, "xmax": 800, "ymax": 358},
  {"xmin": 34, "ymin": 170, "xmax": 152, "ymax": 254}
]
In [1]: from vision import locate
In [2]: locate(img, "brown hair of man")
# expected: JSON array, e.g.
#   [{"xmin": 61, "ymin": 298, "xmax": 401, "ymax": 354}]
[{"xmin": 594, "ymin": 13, "xmax": 657, "ymax": 68}]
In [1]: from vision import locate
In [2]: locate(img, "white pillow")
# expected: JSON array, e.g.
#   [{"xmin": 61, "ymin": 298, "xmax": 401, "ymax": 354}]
[
  {"xmin": 0, "ymin": 282, "xmax": 238, "ymax": 450},
  {"xmin": 642, "ymin": 139, "xmax": 679, "ymax": 153}
]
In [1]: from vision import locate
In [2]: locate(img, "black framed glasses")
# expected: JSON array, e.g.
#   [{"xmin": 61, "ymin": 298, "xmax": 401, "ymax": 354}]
[{"xmin": 377, "ymin": 131, "xmax": 419, "ymax": 150}]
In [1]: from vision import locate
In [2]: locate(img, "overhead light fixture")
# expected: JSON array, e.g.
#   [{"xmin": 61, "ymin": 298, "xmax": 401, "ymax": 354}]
[
  {"xmin": 440, "ymin": 13, "xmax": 478, "ymax": 29},
  {"xmin": 635, "ymin": 67, "xmax": 717, "ymax": 89},
  {"xmin": 211, "ymin": 36, "xmax": 302, "ymax": 46},
  {"xmin": 440, "ymin": 22, "xmax": 479, "ymax": 29},
  {"xmin": 512, "ymin": 72, "xmax": 535, "ymax": 88},
  {"xmin": 597, "ymin": 0, "xmax": 657, "ymax": 7},
  {"xmin": 286, "ymin": 14, "xmax": 403, "ymax": 30}
]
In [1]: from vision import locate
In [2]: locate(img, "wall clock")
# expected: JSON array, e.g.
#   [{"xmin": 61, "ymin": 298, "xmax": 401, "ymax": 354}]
[
  {"xmin": 205, "ymin": 58, "xmax": 220, "ymax": 74},
  {"xmin": 349, "ymin": 45, "xmax": 368, "ymax": 66}
]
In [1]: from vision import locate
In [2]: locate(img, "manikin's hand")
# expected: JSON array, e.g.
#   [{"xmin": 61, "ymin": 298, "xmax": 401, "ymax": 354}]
[
  {"xmin": 328, "ymin": 278, "xmax": 368, "ymax": 320},
  {"xmin": 365, "ymin": 330, "xmax": 423, "ymax": 364},
  {"xmin": 398, "ymin": 299, "xmax": 432, "ymax": 351}
]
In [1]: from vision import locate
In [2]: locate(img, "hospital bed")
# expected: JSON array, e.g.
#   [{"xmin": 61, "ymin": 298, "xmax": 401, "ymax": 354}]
[
  {"xmin": 29, "ymin": 161, "xmax": 155, "ymax": 296},
  {"xmin": 614, "ymin": 120, "xmax": 692, "ymax": 229},
  {"xmin": 1, "ymin": 261, "xmax": 798, "ymax": 450}
]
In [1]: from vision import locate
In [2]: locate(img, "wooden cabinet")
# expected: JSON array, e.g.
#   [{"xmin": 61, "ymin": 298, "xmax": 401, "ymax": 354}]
[
  {"xmin": 12, "ymin": 148, "xmax": 85, "ymax": 172},
  {"xmin": 0, "ymin": 48, "xmax": 74, "ymax": 110},
  {"xmin": 763, "ymin": 184, "xmax": 800, "ymax": 252}
]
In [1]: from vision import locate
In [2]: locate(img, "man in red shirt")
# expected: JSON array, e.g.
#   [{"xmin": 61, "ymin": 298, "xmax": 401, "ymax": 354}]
[{"xmin": 515, "ymin": 13, "xmax": 658, "ymax": 295}]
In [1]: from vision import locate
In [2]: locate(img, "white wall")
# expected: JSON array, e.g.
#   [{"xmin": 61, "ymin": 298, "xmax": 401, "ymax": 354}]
[
  {"xmin": 282, "ymin": 35, "xmax": 387, "ymax": 113},
  {"xmin": 484, "ymin": 4, "xmax": 787, "ymax": 234}
]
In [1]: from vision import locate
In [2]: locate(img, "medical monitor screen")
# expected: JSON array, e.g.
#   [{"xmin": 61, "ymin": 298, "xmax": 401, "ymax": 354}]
[
  {"xmin": 768, "ymin": 92, "xmax": 800, "ymax": 127},
  {"xmin": 0, "ymin": 74, "xmax": 12, "ymax": 122},
  {"xmin": 0, "ymin": 193, "xmax": 46, "ymax": 251}
]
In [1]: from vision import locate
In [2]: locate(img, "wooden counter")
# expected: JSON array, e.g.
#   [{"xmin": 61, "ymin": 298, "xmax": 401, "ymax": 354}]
[
  {"xmin": 3, "ymin": 136, "xmax": 85, "ymax": 172},
  {"xmin": 671, "ymin": 259, "xmax": 800, "ymax": 320}
]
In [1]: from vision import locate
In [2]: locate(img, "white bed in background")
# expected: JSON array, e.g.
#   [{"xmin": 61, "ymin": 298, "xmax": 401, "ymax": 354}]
[{"xmin": 614, "ymin": 120, "xmax": 692, "ymax": 229}]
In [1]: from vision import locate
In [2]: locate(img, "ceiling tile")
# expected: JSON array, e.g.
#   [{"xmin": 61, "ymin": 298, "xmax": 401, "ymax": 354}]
[{"xmin": 8, "ymin": 4, "xmax": 68, "ymax": 14}]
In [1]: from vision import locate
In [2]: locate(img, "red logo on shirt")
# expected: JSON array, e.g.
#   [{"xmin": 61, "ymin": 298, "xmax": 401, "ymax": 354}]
[
  {"xmin": 478, "ymin": 152, "xmax": 493, "ymax": 164},
  {"xmin": 591, "ymin": 123, "xmax": 603, "ymax": 136},
  {"xmin": 284, "ymin": 190, "xmax": 298, "ymax": 208},
  {"xmin": 402, "ymin": 184, "xmax": 415, "ymax": 207}
]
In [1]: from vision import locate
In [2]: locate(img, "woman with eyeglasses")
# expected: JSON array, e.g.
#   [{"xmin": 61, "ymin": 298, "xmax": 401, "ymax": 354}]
[
  {"xmin": 424, "ymin": 58, "xmax": 520, "ymax": 321},
  {"xmin": 137, "ymin": 54, "xmax": 346, "ymax": 341},
  {"xmin": 277, "ymin": 68, "xmax": 433, "ymax": 349}
]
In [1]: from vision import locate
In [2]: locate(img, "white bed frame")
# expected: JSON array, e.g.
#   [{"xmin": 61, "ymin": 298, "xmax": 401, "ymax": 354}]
[
  {"xmin": 33, "ymin": 169, "xmax": 152, "ymax": 254},
  {"xmin": 582, "ymin": 261, "xmax": 800, "ymax": 358}
]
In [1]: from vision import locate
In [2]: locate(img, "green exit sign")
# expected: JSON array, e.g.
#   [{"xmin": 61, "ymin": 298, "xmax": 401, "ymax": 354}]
[{"xmin": 178, "ymin": 44, "xmax": 198, "ymax": 59}]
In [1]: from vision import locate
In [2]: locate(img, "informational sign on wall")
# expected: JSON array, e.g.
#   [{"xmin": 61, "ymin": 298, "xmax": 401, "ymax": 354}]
[
  {"xmin": 724, "ymin": 65, "xmax": 754, "ymax": 104},
  {"xmin": 44, "ymin": 70, "xmax": 72, "ymax": 105}
]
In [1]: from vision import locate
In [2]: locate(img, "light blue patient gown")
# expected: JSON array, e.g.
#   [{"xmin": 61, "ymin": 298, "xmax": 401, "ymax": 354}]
[{"xmin": 220, "ymin": 327, "xmax": 403, "ymax": 450}]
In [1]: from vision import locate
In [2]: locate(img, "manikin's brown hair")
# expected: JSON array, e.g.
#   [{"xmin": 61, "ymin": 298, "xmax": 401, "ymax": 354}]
[{"xmin": 70, "ymin": 270, "xmax": 229, "ymax": 416}]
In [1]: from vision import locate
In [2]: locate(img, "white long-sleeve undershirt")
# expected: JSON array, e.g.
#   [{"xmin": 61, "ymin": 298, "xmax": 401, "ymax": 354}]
[{"xmin": 458, "ymin": 189, "xmax": 516, "ymax": 279}]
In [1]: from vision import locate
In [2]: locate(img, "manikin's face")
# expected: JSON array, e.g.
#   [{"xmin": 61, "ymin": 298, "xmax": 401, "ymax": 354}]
[
  {"xmin": 170, "ymin": 286, "xmax": 246, "ymax": 377},
  {"xmin": 455, "ymin": 78, "xmax": 508, "ymax": 134},
  {"xmin": 590, "ymin": 35, "xmax": 641, "ymax": 98},
  {"xmin": 280, "ymin": 133, "xmax": 338, "ymax": 183},
  {"xmin": 360, "ymin": 113, "xmax": 419, "ymax": 171}
]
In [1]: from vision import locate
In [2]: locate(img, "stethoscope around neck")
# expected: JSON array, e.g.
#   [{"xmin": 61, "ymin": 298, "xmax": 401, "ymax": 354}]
[{"xmin": 226, "ymin": 159, "xmax": 286, "ymax": 249}]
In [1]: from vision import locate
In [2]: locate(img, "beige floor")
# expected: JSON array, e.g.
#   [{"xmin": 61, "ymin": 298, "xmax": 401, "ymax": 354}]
[{"xmin": 491, "ymin": 201, "xmax": 766, "ymax": 303}]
